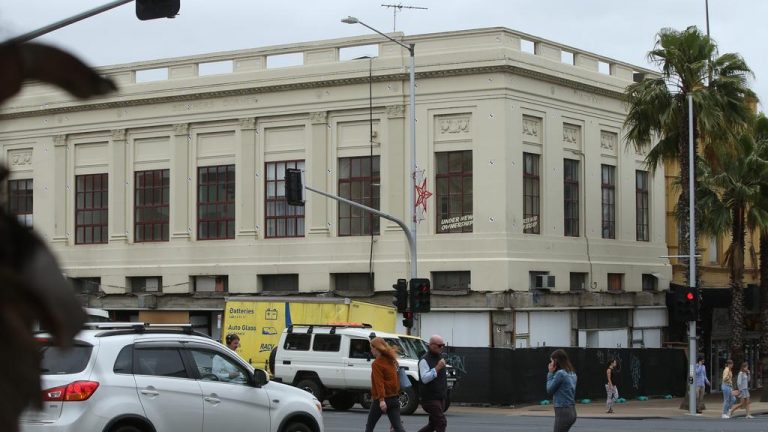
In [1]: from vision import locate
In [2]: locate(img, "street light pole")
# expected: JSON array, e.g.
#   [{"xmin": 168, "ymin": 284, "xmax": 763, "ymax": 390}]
[{"xmin": 342, "ymin": 16, "xmax": 418, "ymax": 281}]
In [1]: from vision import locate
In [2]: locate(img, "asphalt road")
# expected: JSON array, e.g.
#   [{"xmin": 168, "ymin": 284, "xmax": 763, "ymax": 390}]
[{"xmin": 322, "ymin": 408, "xmax": 768, "ymax": 432}]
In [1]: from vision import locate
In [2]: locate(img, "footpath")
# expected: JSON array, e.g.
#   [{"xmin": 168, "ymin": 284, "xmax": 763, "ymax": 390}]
[{"xmin": 451, "ymin": 389, "xmax": 768, "ymax": 420}]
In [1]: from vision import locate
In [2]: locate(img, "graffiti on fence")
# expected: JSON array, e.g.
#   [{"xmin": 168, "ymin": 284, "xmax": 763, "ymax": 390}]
[
  {"xmin": 630, "ymin": 353, "xmax": 641, "ymax": 390},
  {"xmin": 443, "ymin": 352, "xmax": 467, "ymax": 376}
]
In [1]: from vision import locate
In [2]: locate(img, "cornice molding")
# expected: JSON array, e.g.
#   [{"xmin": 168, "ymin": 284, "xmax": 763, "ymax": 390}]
[{"xmin": 0, "ymin": 66, "xmax": 626, "ymax": 120}]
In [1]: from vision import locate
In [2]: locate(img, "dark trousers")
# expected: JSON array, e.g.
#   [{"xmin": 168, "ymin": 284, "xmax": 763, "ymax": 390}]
[
  {"xmin": 365, "ymin": 396, "xmax": 406, "ymax": 432},
  {"xmin": 417, "ymin": 399, "xmax": 446, "ymax": 432},
  {"xmin": 553, "ymin": 405, "xmax": 577, "ymax": 432}
]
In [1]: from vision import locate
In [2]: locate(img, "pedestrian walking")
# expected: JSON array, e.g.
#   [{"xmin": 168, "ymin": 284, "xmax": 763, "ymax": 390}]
[
  {"xmin": 365, "ymin": 337, "xmax": 406, "ymax": 432},
  {"xmin": 694, "ymin": 356, "xmax": 710, "ymax": 413},
  {"xmin": 728, "ymin": 362, "xmax": 753, "ymax": 419},
  {"xmin": 605, "ymin": 358, "xmax": 619, "ymax": 413},
  {"xmin": 721, "ymin": 359, "xmax": 736, "ymax": 418},
  {"xmin": 417, "ymin": 335, "xmax": 448, "ymax": 432},
  {"xmin": 546, "ymin": 349, "xmax": 578, "ymax": 432}
]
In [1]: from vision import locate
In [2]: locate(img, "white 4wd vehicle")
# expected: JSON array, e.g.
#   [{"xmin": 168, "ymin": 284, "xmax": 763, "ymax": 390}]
[
  {"xmin": 271, "ymin": 324, "xmax": 456, "ymax": 415},
  {"xmin": 22, "ymin": 323, "xmax": 323, "ymax": 432}
]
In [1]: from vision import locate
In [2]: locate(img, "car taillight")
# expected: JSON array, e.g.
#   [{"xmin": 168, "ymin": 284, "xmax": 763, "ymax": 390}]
[{"xmin": 42, "ymin": 381, "xmax": 99, "ymax": 402}]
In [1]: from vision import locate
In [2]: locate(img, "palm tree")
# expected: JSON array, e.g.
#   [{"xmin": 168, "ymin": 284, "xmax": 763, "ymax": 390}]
[
  {"xmin": 624, "ymin": 26, "xmax": 754, "ymax": 287},
  {"xmin": 696, "ymin": 115, "xmax": 768, "ymax": 365}
]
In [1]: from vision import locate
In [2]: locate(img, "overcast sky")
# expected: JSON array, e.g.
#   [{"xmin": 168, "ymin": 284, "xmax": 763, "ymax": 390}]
[{"xmin": 1, "ymin": 0, "xmax": 765, "ymax": 107}]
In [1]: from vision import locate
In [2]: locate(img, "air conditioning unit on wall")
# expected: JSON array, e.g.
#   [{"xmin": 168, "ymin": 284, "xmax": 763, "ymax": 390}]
[{"xmin": 535, "ymin": 275, "xmax": 556, "ymax": 289}]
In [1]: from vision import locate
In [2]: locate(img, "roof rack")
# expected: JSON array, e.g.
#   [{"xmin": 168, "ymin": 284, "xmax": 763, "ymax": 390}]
[
  {"xmin": 286, "ymin": 323, "xmax": 372, "ymax": 334},
  {"xmin": 92, "ymin": 322, "xmax": 208, "ymax": 338}
]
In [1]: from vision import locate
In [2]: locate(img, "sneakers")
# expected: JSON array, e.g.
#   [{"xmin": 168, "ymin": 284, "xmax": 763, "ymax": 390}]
[
  {"xmin": 746, "ymin": 415, "xmax": 754, "ymax": 419},
  {"xmin": 722, "ymin": 414, "xmax": 730, "ymax": 419}
]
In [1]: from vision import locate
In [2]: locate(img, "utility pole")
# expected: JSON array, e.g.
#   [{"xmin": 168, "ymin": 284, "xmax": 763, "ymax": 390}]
[{"xmin": 380, "ymin": 3, "xmax": 428, "ymax": 31}]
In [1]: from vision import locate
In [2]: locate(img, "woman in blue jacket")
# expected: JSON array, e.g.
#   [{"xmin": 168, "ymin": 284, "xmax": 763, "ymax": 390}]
[{"xmin": 546, "ymin": 349, "xmax": 578, "ymax": 432}]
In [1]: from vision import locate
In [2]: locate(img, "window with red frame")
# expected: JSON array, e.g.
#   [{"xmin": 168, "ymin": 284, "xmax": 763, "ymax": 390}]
[
  {"xmin": 135, "ymin": 169, "xmax": 169, "ymax": 242},
  {"xmin": 266, "ymin": 160, "xmax": 305, "ymax": 238},
  {"xmin": 338, "ymin": 156, "xmax": 380, "ymax": 236},
  {"xmin": 197, "ymin": 165, "xmax": 235, "ymax": 240},
  {"xmin": 75, "ymin": 174, "xmax": 108, "ymax": 244},
  {"xmin": 607, "ymin": 273, "xmax": 623, "ymax": 291},
  {"xmin": 436, "ymin": 151, "xmax": 473, "ymax": 234},
  {"xmin": 8, "ymin": 178, "xmax": 33, "ymax": 227},
  {"xmin": 523, "ymin": 153, "xmax": 540, "ymax": 234}
]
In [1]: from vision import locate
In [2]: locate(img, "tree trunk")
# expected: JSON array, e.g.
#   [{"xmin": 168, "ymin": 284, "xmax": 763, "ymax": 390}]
[
  {"xmin": 760, "ymin": 232, "xmax": 768, "ymax": 401},
  {"xmin": 730, "ymin": 207, "xmax": 746, "ymax": 365}
]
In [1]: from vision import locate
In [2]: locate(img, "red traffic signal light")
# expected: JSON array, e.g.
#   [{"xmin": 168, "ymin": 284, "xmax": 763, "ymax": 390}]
[
  {"xmin": 409, "ymin": 278, "xmax": 431, "ymax": 313},
  {"xmin": 686, "ymin": 292, "xmax": 694, "ymax": 301}
]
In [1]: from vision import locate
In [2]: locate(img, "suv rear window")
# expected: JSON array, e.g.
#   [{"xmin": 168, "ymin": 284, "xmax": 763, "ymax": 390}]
[
  {"xmin": 312, "ymin": 334, "xmax": 341, "ymax": 352},
  {"xmin": 40, "ymin": 343, "xmax": 93, "ymax": 375},
  {"xmin": 284, "ymin": 334, "xmax": 311, "ymax": 351}
]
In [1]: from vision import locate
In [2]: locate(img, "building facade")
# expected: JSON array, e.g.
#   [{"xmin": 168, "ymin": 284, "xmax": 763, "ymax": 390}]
[{"xmin": 0, "ymin": 27, "xmax": 671, "ymax": 348}]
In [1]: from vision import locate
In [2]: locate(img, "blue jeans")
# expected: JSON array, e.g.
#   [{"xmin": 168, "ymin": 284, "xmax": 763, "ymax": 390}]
[{"xmin": 722, "ymin": 383, "xmax": 735, "ymax": 414}]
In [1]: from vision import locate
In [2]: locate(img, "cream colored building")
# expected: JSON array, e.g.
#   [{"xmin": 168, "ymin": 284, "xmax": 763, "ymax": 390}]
[{"xmin": 0, "ymin": 27, "xmax": 671, "ymax": 348}]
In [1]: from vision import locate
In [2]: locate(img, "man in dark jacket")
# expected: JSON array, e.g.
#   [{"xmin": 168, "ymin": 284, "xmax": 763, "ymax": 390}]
[{"xmin": 417, "ymin": 335, "xmax": 447, "ymax": 432}]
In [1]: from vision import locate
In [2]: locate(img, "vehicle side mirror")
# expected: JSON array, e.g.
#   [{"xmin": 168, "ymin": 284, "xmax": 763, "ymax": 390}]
[{"xmin": 253, "ymin": 369, "xmax": 269, "ymax": 387}]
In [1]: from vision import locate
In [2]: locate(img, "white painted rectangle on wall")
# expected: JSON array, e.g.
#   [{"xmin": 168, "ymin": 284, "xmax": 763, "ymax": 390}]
[
  {"xmin": 633, "ymin": 308, "xmax": 667, "ymax": 328},
  {"xmin": 418, "ymin": 312, "xmax": 490, "ymax": 347},
  {"xmin": 529, "ymin": 311, "xmax": 570, "ymax": 347}
]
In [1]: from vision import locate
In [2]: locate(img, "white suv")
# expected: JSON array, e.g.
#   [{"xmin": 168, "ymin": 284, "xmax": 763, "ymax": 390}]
[
  {"xmin": 21, "ymin": 323, "xmax": 323, "ymax": 432},
  {"xmin": 271, "ymin": 324, "xmax": 456, "ymax": 415}
]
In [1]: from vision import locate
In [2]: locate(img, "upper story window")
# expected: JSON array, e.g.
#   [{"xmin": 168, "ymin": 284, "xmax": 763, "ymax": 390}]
[
  {"xmin": 607, "ymin": 273, "xmax": 623, "ymax": 292},
  {"xmin": 436, "ymin": 151, "xmax": 473, "ymax": 234},
  {"xmin": 523, "ymin": 153, "xmax": 540, "ymax": 234},
  {"xmin": 338, "ymin": 156, "xmax": 379, "ymax": 236},
  {"xmin": 193, "ymin": 275, "xmax": 228, "ymax": 293},
  {"xmin": 197, "ymin": 165, "xmax": 235, "ymax": 240},
  {"xmin": 432, "ymin": 271, "xmax": 471, "ymax": 292},
  {"xmin": 8, "ymin": 178, "xmax": 33, "ymax": 227},
  {"xmin": 636, "ymin": 170, "xmax": 649, "ymax": 242},
  {"xmin": 75, "ymin": 174, "xmax": 108, "ymax": 244},
  {"xmin": 563, "ymin": 159, "xmax": 579, "ymax": 237},
  {"xmin": 601, "ymin": 165, "xmax": 616, "ymax": 239},
  {"xmin": 135, "ymin": 169, "xmax": 169, "ymax": 242},
  {"xmin": 266, "ymin": 160, "xmax": 305, "ymax": 238}
]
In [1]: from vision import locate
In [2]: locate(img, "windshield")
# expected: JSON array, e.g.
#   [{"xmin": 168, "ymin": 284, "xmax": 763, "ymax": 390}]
[{"xmin": 396, "ymin": 336, "xmax": 427, "ymax": 359}]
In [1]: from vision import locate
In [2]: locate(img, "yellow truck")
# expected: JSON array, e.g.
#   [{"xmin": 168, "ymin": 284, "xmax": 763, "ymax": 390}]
[{"xmin": 222, "ymin": 297, "xmax": 396, "ymax": 369}]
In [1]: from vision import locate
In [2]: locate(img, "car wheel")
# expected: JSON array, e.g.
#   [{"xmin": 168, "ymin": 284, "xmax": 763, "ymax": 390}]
[
  {"xmin": 329, "ymin": 392, "xmax": 356, "ymax": 411},
  {"xmin": 295, "ymin": 378, "xmax": 324, "ymax": 400},
  {"xmin": 359, "ymin": 392, "xmax": 372, "ymax": 409},
  {"xmin": 111, "ymin": 425, "xmax": 143, "ymax": 432},
  {"xmin": 283, "ymin": 421, "xmax": 313, "ymax": 432},
  {"xmin": 399, "ymin": 386, "xmax": 419, "ymax": 415}
]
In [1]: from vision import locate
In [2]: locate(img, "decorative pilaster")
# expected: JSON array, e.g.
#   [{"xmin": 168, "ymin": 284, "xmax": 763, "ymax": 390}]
[
  {"xmin": 385, "ymin": 105, "xmax": 406, "ymax": 232},
  {"xmin": 52, "ymin": 135, "xmax": 68, "ymax": 244},
  {"xmin": 307, "ymin": 111, "xmax": 330, "ymax": 237},
  {"xmin": 110, "ymin": 129, "xmax": 128, "ymax": 242},
  {"xmin": 239, "ymin": 117, "xmax": 257, "ymax": 238},
  {"xmin": 172, "ymin": 123, "xmax": 191, "ymax": 240}
]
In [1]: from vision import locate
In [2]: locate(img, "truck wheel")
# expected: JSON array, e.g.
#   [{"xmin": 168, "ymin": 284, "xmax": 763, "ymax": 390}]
[
  {"xmin": 399, "ymin": 386, "xmax": 419, "ymax": 415},
  {"xmin": 295, "ymin": 378, "xmax": 324, "ymax": 400},
  {"xmin": 329, "ymin": 392, "xmax": 356, "ymax": 411},
  {"xmin": 359, "ymin": 392, "xmax": 372, "ymax": 409}
]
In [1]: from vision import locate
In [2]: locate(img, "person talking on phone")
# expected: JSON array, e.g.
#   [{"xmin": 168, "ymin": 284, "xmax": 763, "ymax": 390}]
[
  {"xmin": 417, "ymin": 335, "xmax": 448, "ymax": 432},
  {"xmin": 546, "ymin": 349, "xmax": 578, "ymax": 432}
]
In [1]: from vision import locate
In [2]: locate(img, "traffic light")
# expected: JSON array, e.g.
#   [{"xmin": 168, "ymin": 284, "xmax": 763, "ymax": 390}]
[
  {"xmin": 673, "ymin": 285, "xmax": 699, "ymax": 322},
  {"xmin": 136, "ymin": 0, "xmax": 180, "ymax": 20},
  {"xmin": 285, "ymin": 168, "xmax": 304, "ymax": 206},
  {"xmin": 392, "ymin": 279, "xmax": 408, "ymax": 313},
  {"xmin": 402, "ymin": 311, "xmax": 414, "ymax": 329},
  {"xmin": 409, "ymin": 278, "xmax": 431, "ymax": 313}
]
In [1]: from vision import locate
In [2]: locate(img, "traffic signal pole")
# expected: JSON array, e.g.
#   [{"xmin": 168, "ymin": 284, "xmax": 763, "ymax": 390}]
[{"xmin": 300, "ymin": 184, "xmax": 418, "ymax": 334}]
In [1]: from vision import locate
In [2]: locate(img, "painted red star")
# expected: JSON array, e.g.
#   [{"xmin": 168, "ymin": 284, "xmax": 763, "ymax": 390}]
[{"xmin": 415, "ymin": 178, "xmax": 433, "ymax": 213}]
